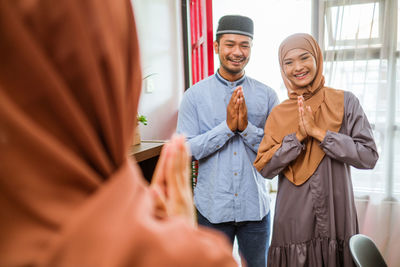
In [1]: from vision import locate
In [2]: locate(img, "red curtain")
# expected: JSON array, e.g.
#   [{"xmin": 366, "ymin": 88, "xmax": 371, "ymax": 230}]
[
  {"xmin": 189, "ymin": 0, "xmax": 213, "ymax": 84},
  {"xmin": 189, "ymin": 0, "xmax": 214, "ymax": 187}
]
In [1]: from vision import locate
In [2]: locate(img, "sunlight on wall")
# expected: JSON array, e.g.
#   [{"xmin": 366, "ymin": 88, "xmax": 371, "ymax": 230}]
[
  {"xmin": 213, "ymin": 0, "xmax": 312, "ymax": 101},
  {"xmin": 132, "ymin": 1, "xmax": 184, "ymax": 140}
]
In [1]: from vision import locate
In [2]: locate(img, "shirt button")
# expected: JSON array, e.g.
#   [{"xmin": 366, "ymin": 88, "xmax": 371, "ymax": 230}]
[
  {"xmin": 234, "ymin": 172, "xmax": 237, "ymax": 176},
  {"xmin": 227, "ymin": 133, "xmax": 231, "ymax": 137},
  {"xmin": 252, "ymin": 144, "xmax": 255, "ymax": 147},
  {"xmin": 235, "ymin": 193, "xmax": 238, "ymax": 197},
  {"xmin": 234, "ymin": 152, "xmax": 237, "ymax": 155},
  {"xmin": 243, "ymin": 133, "xmax": 247, "ymax": 137},
  {"xmin": 216, "ymin": 145, "xmax": 220, "ymax": 148}
]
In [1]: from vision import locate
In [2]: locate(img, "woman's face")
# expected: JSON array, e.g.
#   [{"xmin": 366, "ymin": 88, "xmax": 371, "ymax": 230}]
[{"xmin": 282, "ymin": 48, "xmax": 317, "ymax": 88}]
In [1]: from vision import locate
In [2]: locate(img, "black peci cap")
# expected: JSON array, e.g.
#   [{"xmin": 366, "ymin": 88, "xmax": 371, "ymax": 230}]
[{"xmin": 216, "ymin": 15, "xmax": 254, "ymax": 39}]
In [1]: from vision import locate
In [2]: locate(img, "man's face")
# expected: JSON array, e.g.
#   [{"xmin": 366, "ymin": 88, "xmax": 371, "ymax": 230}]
[{"xmin": 214, "ymin": 34, "xmax": 252, "ymax": 75}]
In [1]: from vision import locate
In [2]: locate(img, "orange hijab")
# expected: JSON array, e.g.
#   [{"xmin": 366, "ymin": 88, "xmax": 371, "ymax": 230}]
[
  {"xmin": 0, "ymin": 1, "xmax": 235, "ymax": 266},
  {"xmin": 254, "ymin": 33, "xmax": 344, "ymax": 185}
]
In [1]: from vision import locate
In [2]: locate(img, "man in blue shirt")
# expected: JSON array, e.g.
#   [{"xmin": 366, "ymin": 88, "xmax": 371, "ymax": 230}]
[{"xmin": 177, "ymin": 15, "xmax": 279, "ymax": 267}]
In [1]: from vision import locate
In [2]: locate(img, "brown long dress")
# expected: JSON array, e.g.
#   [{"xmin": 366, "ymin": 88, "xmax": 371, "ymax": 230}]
[
  {"xmin": 0, "ymin": 0, "xmax": 237, "ymax": 266},
  {"xmin": 260, "ymin": 91, "xmax": 378, "ymax": 266}
]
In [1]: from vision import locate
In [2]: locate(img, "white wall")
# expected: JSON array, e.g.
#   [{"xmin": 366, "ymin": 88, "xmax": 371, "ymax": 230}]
[{"xmin": 132, "ymin": 0, "xmax": 185, "ymax": 140}]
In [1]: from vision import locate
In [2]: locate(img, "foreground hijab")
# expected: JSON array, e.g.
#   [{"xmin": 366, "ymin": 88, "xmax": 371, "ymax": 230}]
[
  {"xmin": 254, "ymin": 33, "xmax": 344, "ymax": 185},
  {"xmin": 0, "ymin": 1, "xmax": 235, "ymax": 266}
]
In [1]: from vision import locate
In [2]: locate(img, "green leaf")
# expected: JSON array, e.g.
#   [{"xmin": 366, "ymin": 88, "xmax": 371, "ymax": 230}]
[{"xmin": 137, "ymin": 115, "xmax": 147, "ymax": 125}]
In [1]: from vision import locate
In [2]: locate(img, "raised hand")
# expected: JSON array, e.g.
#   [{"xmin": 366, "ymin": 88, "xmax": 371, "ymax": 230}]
[
  {"xmin": 237, "ymin": 87, "xmax": 248, "ymax": 132},
  {"xmin": 297, "ymin": 96, "xmax": 326, "ymax": 142},
  {"xmin": 226, "ymin": 87, "xmax": 240, "ymax": 132},
  {"xmin": 150, "ymin": 135, "xmax": 195, "ymax": 226},
  {"xmin": 296, "ymin": 96, "xmax": 307, "ymax": 142},
  {"xmin": 302, "ymin": 105, "xmax": 326, "ymax": 142}
]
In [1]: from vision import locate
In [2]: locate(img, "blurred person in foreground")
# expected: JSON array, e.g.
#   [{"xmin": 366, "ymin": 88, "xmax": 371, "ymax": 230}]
[{"xmin": 0, "ymin": 0, "xmax": 237, "ymax": 266}]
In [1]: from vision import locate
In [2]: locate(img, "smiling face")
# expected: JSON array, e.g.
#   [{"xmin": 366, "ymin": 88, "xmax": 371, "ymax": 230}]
[
  {"xmin": 282, "ymin": 48, "xmax": 317, "ymax": 88},
  {"xmin": 214, "ymin": 34, "xmax": 252, "ymax": 81}
]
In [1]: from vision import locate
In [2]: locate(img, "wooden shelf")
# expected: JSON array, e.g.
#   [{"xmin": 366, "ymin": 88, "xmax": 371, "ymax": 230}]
[
  {"xmin": 129, "ymin": 141, "xmax": 165, "ymax": 182},
  {"xmin": 129, "ymin": 141, "xmax": 165, "ymax": 162}
]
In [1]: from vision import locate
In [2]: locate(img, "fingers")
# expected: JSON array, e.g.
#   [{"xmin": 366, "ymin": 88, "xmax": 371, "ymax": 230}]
[
  {"xmin": 232, "ymin": 87, "xmax": 244, "ymax": 108},
  {"xmin": 297, "ymin": 95, "xmax": 306, "ymax": 119},
  {"xmin": 298, "ymin": 97, "xmax": 304, "ymax": 116},
  {"xmin": 229, "ymin": 87, "xmax": 240, "ymax": 105},
  {"xmin": 237, "ymin": 89, "xmax": 246, "ymax": 108},
  {"xmin": 297, "ymin": 97, "xmax": 307, "ymax": 139},
  {"xmin": 151, "ymin": 143, "xmax": 167, "ymax": 184},
  {"xmin": 236, "ymin": 86, "xmax": 244, "ymax": 100},
  {"xmin": 237, "ymin": 87, "xmax": 248, "ymax": 132},
  {"xmin": 150, "ymin": 141, "xmax": 170, "ymax": 198},
  {"xmin": 297, "ymin": 95, "xmax": 304, "ymax": 108},
  {"xmin": 236, "ymin": 87, "xmax": 247, "ymax": 113},
  {"xmin": 150, "ymin": 134, "xmax": 195, "ymax": 223},
  {"xmin": 165, "ymin": 135, "xmax": 195, "ymax": 222},
  {"xmin": 298, "ymin": 106, "xmax": 305, "ymax": 128},
  {"xmin": 165, "ymin": 135, "xmax": 190, "ymax": 199},
  {"xmin": 299, "ymin": 106, "xmax": 304, "ymax": 117},
  {"xmin": 235, "ymin": 97, "xmax": 240, "ymax": 110},
  {"xmin": 149, "ymin": 187, "xmax": 168, "ymax": 219},
  {"xmin": 173, "ymin": 135, "xmax": 189, "ymax": 189},
  {"xmin": 303, "ymin": 105, "xmax": 313, "ymax": 121},
  {"xmin": 296, "ymin": 96, "xmax": 319, "ymax": 140},
  {"xmin": 297, "ymin": 96, "xmax": 304, "ymax": 113},
  {"xmin": 241, "ymin": 92, "xmax": 246, "ymax": 107},
  {"xmin": 165, "ymin": 136, "xmax": 179, "ymax": 198},
  {"xmin": 234, "ymin": 94, "xmax": 242, "ymax": 121}
]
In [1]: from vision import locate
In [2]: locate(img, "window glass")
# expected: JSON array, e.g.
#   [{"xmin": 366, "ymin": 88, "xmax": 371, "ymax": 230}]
[
  {"xmin": 325, "ymin": 2, "xmax": 380, "ymax": 50},
  {"xmin": 324, "ymin": 59, "xmax": 386, "ymax": 194}
]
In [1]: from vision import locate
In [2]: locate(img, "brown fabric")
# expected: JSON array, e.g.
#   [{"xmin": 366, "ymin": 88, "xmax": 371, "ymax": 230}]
[
  {"xmin": 254, "ymin": 33, "xmax": 344, "ymax": 185},
  {"xmin": 0, "ymin": 1, "xmax": 236, "ymax": 266}
]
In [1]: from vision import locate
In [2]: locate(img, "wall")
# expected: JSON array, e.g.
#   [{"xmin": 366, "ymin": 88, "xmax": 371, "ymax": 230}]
[{"xmin": 131, "ymin": 0, "xmax": 185, "ymax": 140}]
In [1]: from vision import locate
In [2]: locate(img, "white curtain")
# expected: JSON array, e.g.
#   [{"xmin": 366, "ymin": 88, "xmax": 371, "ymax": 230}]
[{"xmin": 320, "ymin": 0, "xmax": 400, "ymax": 266}]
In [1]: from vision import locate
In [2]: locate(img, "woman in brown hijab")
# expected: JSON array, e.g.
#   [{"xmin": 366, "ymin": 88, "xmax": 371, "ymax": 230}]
[
  {"xmin": 254, "ymin": 33, "xmax": 378, "ymax": 266},
  {"xmin": 0, "ymin": 0, "xmax": 237, "ymax": 266}
]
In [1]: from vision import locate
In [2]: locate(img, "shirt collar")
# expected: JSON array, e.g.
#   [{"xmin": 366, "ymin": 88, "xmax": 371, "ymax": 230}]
[{"xmin": 215, "ymin": 69, "xmax": 246, "ymax": 87}]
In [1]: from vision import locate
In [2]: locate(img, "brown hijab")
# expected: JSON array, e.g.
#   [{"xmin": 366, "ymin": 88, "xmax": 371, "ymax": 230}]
[
  {"xmin": 0, "ymin": 1, "xmax": 235, "ymax": 266},
  {"xmin": 254, "ymin": 33, "xmax": 344, "ymax": 185}
]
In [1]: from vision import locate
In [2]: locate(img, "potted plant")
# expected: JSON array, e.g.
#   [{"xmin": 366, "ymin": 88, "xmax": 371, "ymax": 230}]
[{"xmin": 133, "ymin": 114, "xmax": 147, "ymax": 145}]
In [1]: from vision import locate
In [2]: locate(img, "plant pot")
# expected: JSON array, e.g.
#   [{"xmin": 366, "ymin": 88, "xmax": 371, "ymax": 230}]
[{"xmin": 133, "ymin": 126, "xmax": 141, "ymax": 145}]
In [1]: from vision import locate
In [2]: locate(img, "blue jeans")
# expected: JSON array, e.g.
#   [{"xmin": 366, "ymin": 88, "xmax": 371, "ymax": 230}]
[{"xmin": 197, "ymin": 210, "xmax": 271, "ymax": 267}]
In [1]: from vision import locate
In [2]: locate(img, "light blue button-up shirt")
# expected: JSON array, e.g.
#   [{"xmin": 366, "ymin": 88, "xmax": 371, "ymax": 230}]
[{"xmin": 177, "ymin": 71, "xmax": 279, "ymax": 223}]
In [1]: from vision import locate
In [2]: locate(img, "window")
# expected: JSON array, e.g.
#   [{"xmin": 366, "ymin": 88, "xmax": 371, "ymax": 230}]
[
  {"xmin": 321, "ymin": 0, "xmax": 400, "ymax": 198},
  {"xmin": 325, "ymin": 1, "xmax": 382, "ymax": 48}
]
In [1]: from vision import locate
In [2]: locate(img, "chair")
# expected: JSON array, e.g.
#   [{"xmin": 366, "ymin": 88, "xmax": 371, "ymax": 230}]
[{"xmin": 349, "ymin": 234, "xmax": 388, "ymax": 267}]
